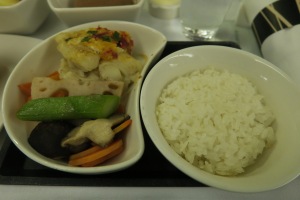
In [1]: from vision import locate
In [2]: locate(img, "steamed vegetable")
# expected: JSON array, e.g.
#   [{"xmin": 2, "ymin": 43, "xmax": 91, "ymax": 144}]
[
  {"xmin": 28, "ymin": 121, "xmax": 75, "ymax": 158},
  {"xmin": 68, "ymin": 139, "xmax": 124, "ymax": 167},
  {"xmin": 18, "ymin": 71, "xmax": 61, "ymax": 101},
  {"xmin": 66, "ymin": 116, "xmax": 131, "ymax": 167},
  {"xmin": 27, "ymin": 114, "xmax": 131, "ymax": 161},
  {"xmin": 17, "ymin": 94, "xmax": 120, "ymax": 121},
  {"xmin": 61, "ymin": 114, "xmax": 130, "ymax": 148}
]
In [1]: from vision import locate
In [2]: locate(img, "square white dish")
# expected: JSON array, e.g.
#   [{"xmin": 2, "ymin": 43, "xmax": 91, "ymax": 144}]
[{"xmin": 47, "ymin": 0, "xmax": 145, "ymax": 27}]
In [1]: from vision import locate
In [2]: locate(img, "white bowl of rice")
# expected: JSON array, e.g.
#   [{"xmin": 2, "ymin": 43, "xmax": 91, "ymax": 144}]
[{"xmin": 140, "ymin": 45, "xmax": 300, "ymax": 192}]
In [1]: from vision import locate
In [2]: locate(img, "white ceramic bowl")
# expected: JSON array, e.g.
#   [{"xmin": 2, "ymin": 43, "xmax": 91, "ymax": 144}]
[
  {"xmin": 140, "ymin": 45, "xmax": 300, "ymax": 192},
  {"xmin": 2, "ymin": 21, "xmax": 167, "ymax": 174},
  {"xmin": 47, "ymin": 0, "xmax": 145, "ymax": 27},
  {"xmin": 0, "ymin": 0, "xmax": 50, "ymax": 34}
]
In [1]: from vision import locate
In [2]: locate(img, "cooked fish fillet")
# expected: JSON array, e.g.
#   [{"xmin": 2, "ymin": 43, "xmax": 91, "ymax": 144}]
[
  {"xmin": 55, "ymin": 27, "xmax": 134, "ymax": 72},
  {"xmin": 55, "ymin": 26, "xmax": 146, "ymax": 97}
]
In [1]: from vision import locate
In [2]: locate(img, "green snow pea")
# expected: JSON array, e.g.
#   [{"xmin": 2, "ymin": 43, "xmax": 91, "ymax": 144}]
[{"xmin": 17, "ymin": 95, "xmax": 120, "ymax": 121}]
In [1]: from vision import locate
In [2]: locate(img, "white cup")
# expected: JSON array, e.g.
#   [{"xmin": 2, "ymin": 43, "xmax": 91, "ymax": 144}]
[
  {"xmin": 179, "ymin": 0, "xmax": 238, "ymax": 40},
  {"xmin": 148, "ymin": 0, "xmax": 181, "ymax": 19}
]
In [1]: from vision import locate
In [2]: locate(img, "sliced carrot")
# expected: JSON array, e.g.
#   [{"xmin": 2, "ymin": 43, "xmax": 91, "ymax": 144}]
[
  {"xmin": 113, "ymin": 119, "xmax": 132, "ymax": 134},
  {"xmin": 68, "ymin": 139, "xmax": 123, "ymax": 167},
  {"xmin": 47, "ymin": 71, "xmax": 60, "ymax": 80},
  {"xmin": 81, "ymin": 143, "xmax": 123, "ymax": 167},
  {"xmin": 69, "ymin": 145, "xmax": 104, "ymax": 160},
  {"xmin": 18, "ymin": 82, "xmax": 32, "ymax": 96}
]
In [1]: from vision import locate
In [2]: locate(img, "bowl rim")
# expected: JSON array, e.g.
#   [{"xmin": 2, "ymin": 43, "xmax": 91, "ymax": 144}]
[
  {"xmin": 2, "ymin": 20, "xmax": 167, "ymax": 174},
  {"xmin": 47, "ymin": 0, "xmax": 144, "ymax": 11},
  {"xmin": 140, "ymin": 45, "xmax": 300, "ymax": 192}
]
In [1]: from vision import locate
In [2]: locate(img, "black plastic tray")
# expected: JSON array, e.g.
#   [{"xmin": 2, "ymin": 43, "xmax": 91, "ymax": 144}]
[{"xmin": 0, "ymin": 41, "xmax": 240, "ymax": 187}]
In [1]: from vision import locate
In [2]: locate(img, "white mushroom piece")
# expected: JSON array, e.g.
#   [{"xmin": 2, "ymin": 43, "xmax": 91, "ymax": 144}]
[{"xmin": 61, "ymin": 114, "xmax": 129, "ymax": 148}]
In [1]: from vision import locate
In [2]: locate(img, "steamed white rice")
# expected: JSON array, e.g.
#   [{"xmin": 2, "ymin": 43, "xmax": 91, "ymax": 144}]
[{"xmin": 156, "ymin": 68, "xmax": 275, "ymax": 176}]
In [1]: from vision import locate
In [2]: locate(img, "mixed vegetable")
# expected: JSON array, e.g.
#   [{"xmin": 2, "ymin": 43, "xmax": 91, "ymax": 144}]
[
  {"xmin": 16, "ymin": 26, "xmax": 144, "ymax": 167},
  {"xmin": 18, "ymin": 72, "xmax": 132, "ymax": 166}
]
